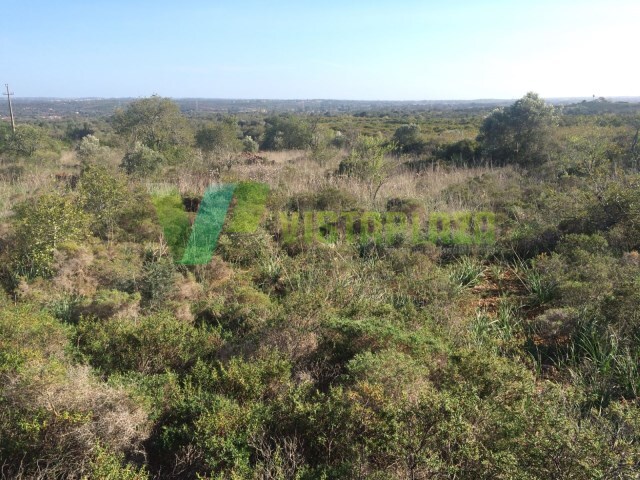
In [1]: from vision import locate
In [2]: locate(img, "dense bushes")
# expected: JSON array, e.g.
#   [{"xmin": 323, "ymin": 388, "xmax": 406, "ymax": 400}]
[
  {"xmin": 3, "ymin": 97, "xmax": 640, "ymax": 478},
  {"xmin": 0, "ymin": 304, "xmax": 149, "ymax": 479}
]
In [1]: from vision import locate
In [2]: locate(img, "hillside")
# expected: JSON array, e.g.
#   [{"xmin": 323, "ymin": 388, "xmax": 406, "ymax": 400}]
[{"xmin": 1, "ymin": 93, "xmax": 639, "ymax": 478}]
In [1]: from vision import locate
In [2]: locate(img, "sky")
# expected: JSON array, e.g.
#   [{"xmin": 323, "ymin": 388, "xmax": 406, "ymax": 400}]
[{"xmin": 1, "ymin": 0, "xmax": 638, "ymax": 100}]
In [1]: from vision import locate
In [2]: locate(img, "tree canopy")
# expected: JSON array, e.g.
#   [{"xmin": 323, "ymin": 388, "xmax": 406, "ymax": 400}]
[
  {"xmin": 195, "ymin": 119, "xmax": 242, "ymax": 154},
  {"xmin": 112, "ymin": 96, "xmax": 192, "ymax": 153},
  {"xmin": 478, "ymin": 92, "xmax": 557, "ymax": 166},
  {"xmin": 261, "ymin": 115, "xmax": 313, "ymax": 150}
]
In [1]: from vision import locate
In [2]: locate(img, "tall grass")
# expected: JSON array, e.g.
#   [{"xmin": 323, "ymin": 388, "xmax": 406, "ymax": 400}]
[
  {"xmin": 512, "ymin": 257, "xmax": 557, "ymax": 306},
  {"xmin": 449, "ymin": 256, "xmax": 484, "ymax": 290},
  {"xmin": 469, "ymin": 299, "xmax": 522, "ymax": 354},
  {"xmin": 562, "ymin": 320, "xmax": 640, "ymax": 409}
]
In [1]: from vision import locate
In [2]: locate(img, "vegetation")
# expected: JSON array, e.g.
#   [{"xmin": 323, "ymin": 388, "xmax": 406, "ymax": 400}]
[{"xmin": 1, "ymin": 93, "xmax": 640, "ymax": 478}]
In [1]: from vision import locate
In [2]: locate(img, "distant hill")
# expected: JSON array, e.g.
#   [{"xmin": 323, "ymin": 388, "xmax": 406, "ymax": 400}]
[{"xmin": 2, "ymin": 96, "xmax": 640, "ymax": 121}]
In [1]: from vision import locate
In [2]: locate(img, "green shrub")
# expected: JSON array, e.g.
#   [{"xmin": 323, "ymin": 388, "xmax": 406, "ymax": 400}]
[
  {"xmin": 77, "ymin": 312, "xmax": 222, "ymax": 374},
  {"xmin": 117, "ymin": 186, "xmax": 162, "ymax": 242},
  {"xmin": 88, "ymin": 446, "xmax": 149, "ymax": 480},
  {"xmin": 77, "ymin": 163, "xmax": 129, "ymax": 238},
  {"xmin": 288, "ymin": 187, "xmax": 359, "ymax": 212},
  {"xmin": 140, "ymin": 252, "xmax": 176, "ymax": 309},
  {"xmin": 1, "ymin": 305, "xmax": 149, "ymax": 478},
  {"xmin": 11, "ymin": 193, "xmax": 90, "ymax": 278},
  {"xmin": 196, "ymin": 283, "xmax": 276, "ymax": 336},
  {"xmin": 121, "ymin": 142, "xmax": 165, "ymax": 176}
]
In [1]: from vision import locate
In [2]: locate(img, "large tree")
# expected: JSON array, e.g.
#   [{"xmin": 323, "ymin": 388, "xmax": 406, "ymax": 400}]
[
  {"xmin": 112, "ymin": 96, "xmax": 192, "ymax": 153},
  {"xmin": 478, "ymin": 92, "xmax": 557, "ymax": 166},
  {"xmin": 195, "ymin": 118, "xmax": 242, "ymax": 155},
  {"xmin": 260, "ymin": 115, "xmax": 313, "ymax": 150}
]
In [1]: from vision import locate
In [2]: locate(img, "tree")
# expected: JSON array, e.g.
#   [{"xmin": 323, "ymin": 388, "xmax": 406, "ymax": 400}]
[
  {"xmin": 77, "ymin": 164, "xmax": 129, "ymax": 237},
  {"xmin": 12, "ymin": 194, "xmax": 89, "ymax": 278},
  {"xmin": 261, "ymin": 116, "xmax": 313, "ymax": 150},
  {"xmin": 478, "ymin": 92, "xmax": 557, "ymax": 166},
  {"xmin": 195, "ymin": 119, "xmax": 242, "ymax": 155},
  {"xmin": 112, "ymin": 96, "xmax": 192, "ymax": 153},
  {"xmin": 120, "ymin": 142, "xmax": 165, "ymax": 176},
  {"xmin": 338, "ymin": 135, "xmax": 397, "ymax": 202},
  {"xmin": 392, "ymin": 124, "xmax": 425, "ymax": 154}
]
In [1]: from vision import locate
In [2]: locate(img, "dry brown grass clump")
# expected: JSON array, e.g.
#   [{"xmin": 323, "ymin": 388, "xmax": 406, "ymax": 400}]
[{"xmin": 3, "ymin": 365, "xmax": 149, "ymax": 479}]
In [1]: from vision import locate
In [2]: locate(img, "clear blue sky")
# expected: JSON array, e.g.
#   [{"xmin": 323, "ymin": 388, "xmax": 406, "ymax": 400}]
[{"xmin": 1, "ymin": 0, "xmax": 638, "ymax": 99}]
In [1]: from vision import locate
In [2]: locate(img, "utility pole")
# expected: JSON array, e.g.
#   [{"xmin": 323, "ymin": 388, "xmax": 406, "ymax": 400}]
[{"xmin": 4, "ymin": 84, "xmax": 15, "ymax": 133}]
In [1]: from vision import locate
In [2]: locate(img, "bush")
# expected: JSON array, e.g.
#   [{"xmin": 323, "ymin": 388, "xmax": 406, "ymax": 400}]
[
  {"xmin": 140, "ymin": 251, "xmax": 176, "ymax": 309},
  {"xmin": 0, "ymin": 304, "xmax": 149, "ymax": 478},
  {"xmin": 121, "ymin": 142, "xmax": 165, "ymax": 176},
  {"xmin": 288, "ymin": 186, "xmax": 359, "ymax": 212},
  {"xmin": 77, "ymin": 312, "xmax": 222, "ymax": 375},
  {"xmin": 11, "ymin": 193, "xmax": 90, "ymax": 278},
  {"xmin": 242, "ymin": 135, "xmax": 259, "ymax": 153},
  {"xmin": 76, "ymin": 134, "xmax": 110, "ymax": 162},
  {"xmin": 261, "ymin": 115, "xmax": 313, "ymax": 150},
  {"xmin": 77, "ymin": 163, "xmax": 129, "ymax": 238}
]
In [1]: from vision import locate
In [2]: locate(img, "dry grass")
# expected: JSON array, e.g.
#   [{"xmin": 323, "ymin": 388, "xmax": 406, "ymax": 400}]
[
  {"xmin": 225, "ymin": 149, "xmax": 504, "ymax": 212},
  {"xmin": 0, "ymin": 146, "xmax": 505, "ymax": 224}
]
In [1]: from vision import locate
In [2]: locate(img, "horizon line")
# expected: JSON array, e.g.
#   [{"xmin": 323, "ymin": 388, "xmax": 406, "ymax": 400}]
[{"xmin": 10, "ymin": 95, "xmax": 640, "ymax": 103}]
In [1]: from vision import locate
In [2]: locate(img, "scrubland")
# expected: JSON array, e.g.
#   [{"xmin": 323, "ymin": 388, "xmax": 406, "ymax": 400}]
[{"xmin": 1, "ymin": 94, "xmax": 640, "ymax": 478}]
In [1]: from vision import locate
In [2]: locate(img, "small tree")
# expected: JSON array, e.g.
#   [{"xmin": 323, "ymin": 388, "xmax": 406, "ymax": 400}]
[
  {"xmin": 392, "ymin": 124, "xmax": 425, "ymax": 154},
  {"xmin": 77, "ymin": 164, "xmax": 129, "ymax": 237},
  {"xmin": 478, "ymin": 92, "xmax": 557, "ymax": 166},
  {"xmin": 112, "ymin": 95, "xmax": 192, "ymax": 153},
  {"xmin": 195, "ymin": 119, "xmax": 242, "ymax": 155},
  {"xmin": 338, "ymin": 135, "xmax": 397, "ymax": 202},
  {"xmin": 261, "ymin": 116, "xmax": 313, "ymax": 150},
  {"xmin": 3, "ymin": 125, "xmax": 53, "ymax": 157},
  {"xmin": 120, "ymin": 142, "xmax": 165, "ymax": 176},
  {"xmin": 76, "ymin": 134, "xmax": 110, "ymax": 163},
  {"xmin": 12, "ymin": 194, "xmax": 89, "ymax": 278},
  {"xmin": 242, "ymin": 136, "xmax": 259, "ymax": 153}
]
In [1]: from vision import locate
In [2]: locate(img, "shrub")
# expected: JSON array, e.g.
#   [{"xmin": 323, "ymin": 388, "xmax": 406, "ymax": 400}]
[
  {"xmin": 261, "ymin": 115, "xmax": 313, "ymax": 150},
  {"xmin": 242, "ymin": 135, "xmax": 259, "ymax": 153},
  {"xmin": 438, "ymin": 138, "xmax": 479, "ymax": 165},
  {"xmin": 140, "ymin": 251, "xmax": 176, "ymax": 309},
  {"xmin": 386, "ymin": 197, "xmax": 426, "ymax": 220},
  {"xmin": 77, "ymin": 312, "xmax": 222, "ymax": 374},
  {"xmin": 196, "ymin": 283, "xmax": 276, "ymax": 336},
  {"xmin": 0, "ymin": 305, "xmax": 149, "ymax": 478},
  {"xmin": 77, "ymin": 163, "xmax": 129, "ymax": 238},
  {"xmin": 288, "ymin": 186, "xmax": 359, "ymax": 212},
  {"xmin": 76, "ymin": 134, "xmax": 110, "ymax": 162},
  {"xmin": 11, "ymin": 193, "xmax": 90, "ymax": 278},
  {"xmin": 117, "ymin": 186, "xmax": 162, "ymax": 242},
  {"xmin": 121, "ymin": 142, "xmax": 165, "ymax": 176},
  {"xmin": 392, "ymin": 123, "xmax": 426, "ymax": 154}
]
